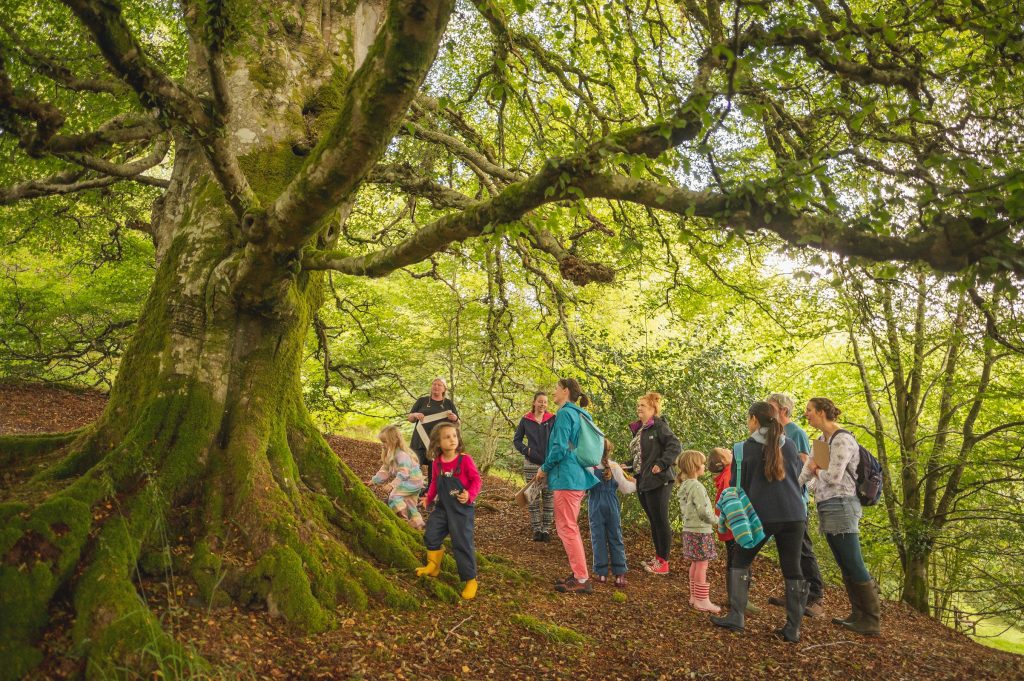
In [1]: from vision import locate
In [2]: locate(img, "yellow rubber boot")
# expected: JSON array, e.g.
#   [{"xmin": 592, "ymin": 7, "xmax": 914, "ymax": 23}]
[
  {"xmin": 415, "ymin": 549, "xmax": 444, "ymax": 577},
  {"xmin": 461, "ymin": 578, "xmax": 478, "ymax": 600}
]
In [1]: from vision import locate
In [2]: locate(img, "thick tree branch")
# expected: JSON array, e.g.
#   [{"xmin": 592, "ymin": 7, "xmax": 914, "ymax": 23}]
[
  {"xmin": 268, "ymin": 0, "xmax": 457, "ymax": 244},
  {"xmin": 574, "ymin": 175, "xmax": 1024, "ymax": 276},
  {"xmin": 0, "ymin": 168, "xmax": 168, "ymax": 205},
  {"xmin": 56, "ymin": 135, "xmax": 170, "ymax": 179},
  {"xmin": 366, "ymin": 163, "xmax": 474, "ymax": 209},
  {"xmin": 59, "ymin": 0, "xmax": 210, "ymax": 127}
]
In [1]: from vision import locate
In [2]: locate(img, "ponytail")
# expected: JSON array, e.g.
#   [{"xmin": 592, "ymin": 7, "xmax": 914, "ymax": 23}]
[
  {"xmin": 749, "ymin": 401, "xmax": 785, "ymax": 481},
  {"xmin": 558, "ymin": 378, "xmax": 589, "ymax": 407}
]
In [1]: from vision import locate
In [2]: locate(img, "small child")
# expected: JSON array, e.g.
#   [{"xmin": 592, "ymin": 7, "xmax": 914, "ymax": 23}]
[
  {"xmin": 369, "ymin": 425, "xmax": 426, "ymax": 529},
  {"xmin": 415, "ymin": 422, "xmax": 482, "ymax": 600},
  {"xmin": 708, "ymin": 447, "xmax": 735, "ymax": 567},
  {"xmin": 676, "ymin": 449, "xmax": 720, "ymax": 613},
  {"xmin": 587, "ymin": 439, "xmax": 635, "ymax": 587}
]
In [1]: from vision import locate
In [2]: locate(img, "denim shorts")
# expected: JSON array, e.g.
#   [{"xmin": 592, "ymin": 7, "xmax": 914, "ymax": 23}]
[{"xmin": 816, "ymin": 496, "xmax": 862, "ymax": 535}]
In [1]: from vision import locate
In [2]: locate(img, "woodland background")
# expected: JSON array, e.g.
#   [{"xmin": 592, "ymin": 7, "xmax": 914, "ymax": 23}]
[{"xmin": 2, "ymin": 0, "xmax": 1024, "ymax": 671}]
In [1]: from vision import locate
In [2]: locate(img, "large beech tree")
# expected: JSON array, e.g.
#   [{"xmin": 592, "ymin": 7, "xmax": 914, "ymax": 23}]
[{"xmin": 2, "ymin": 0, "xmax": 1023, "ymax": 675}]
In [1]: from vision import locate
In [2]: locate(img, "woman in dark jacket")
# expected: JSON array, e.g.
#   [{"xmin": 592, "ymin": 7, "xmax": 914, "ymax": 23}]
[
  {"xmin": 711, "ymin": 401, "xmax": 808, "ymax": 643},
  {"xmin": 629, "ymin": 392, "xmax": 681, "ymax": 575},
  {"xmin": 513, "ymin": 391, "xmax": 555, "ymax": 541}
]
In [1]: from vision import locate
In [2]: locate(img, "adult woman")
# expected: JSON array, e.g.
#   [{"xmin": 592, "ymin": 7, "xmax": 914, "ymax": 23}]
[
  {"xmin": 630, "ymin": 392, "xmax": 681, "ymax": 575},
  {"xmin": 801, "ymin": 397, "xmax": 881, "ymax": 637},
  {"xmin": 710, "ymin": 401, "xmax": 808, "ymax": 643},
  {"xmin": 408, "ymin": 378, "xmax": 459, "ymax": 488},
  {"xmin": 513, "ymin": 392, "xmax": 555, "ymax": 541},
  {"xmin": 535, "ymin": 378, "xmax": 600, "ymax": 594}
]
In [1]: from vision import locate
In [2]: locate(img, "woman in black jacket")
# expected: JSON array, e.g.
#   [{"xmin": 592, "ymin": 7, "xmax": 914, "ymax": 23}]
[
  {"xmin": 629, "ymin": 392, "xmax": 681, "ymax": 575},
  {"xmin": 711, "ymin": 401, "xmax": 808, "ymax": 643},
  {"xmin": 513, "ymin": 391, "xmax": 555, "ymax": 541}
]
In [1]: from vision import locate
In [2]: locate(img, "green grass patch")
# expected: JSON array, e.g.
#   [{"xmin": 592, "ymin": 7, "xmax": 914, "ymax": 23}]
[
  {"xmin": 973, "ymin": 617, "xmax": 1024, "ymax": 656},
  {"xmin": 511, "ymin": 614, "xmax": 587, "ymax": 644}
]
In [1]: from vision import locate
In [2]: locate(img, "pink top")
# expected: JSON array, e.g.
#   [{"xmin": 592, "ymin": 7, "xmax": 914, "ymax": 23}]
[{"xmin": 425, "ymin": 453, "xmax": 482, "ymax": 505}]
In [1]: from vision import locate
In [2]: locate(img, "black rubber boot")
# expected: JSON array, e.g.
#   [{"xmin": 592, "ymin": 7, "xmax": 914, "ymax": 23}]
[
  {"xmin": 710, "ymin": 568, "xmax": 749, "ymax": 632},
  {"xmin": 776, "ymin": 579, "xmax": 809, "ymax": 643}
]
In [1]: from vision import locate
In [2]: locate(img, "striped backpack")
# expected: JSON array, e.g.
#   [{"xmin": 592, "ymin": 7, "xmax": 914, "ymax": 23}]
[{"xmin": 716, "ymin": 442, "xmax": 766, "ymax": 549}]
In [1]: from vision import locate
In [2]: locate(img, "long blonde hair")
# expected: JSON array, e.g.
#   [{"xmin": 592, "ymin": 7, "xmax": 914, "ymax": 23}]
[{"xmin": 378, "ymin": 424, "xmax": 409, "ymax": 470}]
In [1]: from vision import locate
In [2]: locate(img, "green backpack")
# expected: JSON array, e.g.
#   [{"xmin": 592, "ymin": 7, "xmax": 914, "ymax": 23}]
[{"xmin": 571, "ymin": 412, "xmax": 605, "ymax": 467}]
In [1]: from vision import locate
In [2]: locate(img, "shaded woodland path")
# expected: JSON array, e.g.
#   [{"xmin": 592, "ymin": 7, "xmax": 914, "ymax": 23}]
[{"xmin": 2, "ymin": 382, "xmax": 1022, "ymax": 680}]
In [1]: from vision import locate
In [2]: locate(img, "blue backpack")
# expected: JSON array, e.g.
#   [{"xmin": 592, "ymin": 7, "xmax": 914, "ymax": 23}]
[
  {"xmin": 715, "ymin": 442, "xmax": 766, "ymax": 549},
  {"xmin": 570, "ymin": 412, "xmax": 605, "ymax": 467}
]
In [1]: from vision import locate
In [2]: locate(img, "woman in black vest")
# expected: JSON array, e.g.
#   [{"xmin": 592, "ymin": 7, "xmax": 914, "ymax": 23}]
[{"xmin": 407, "ymin": 377, "xmax": 459, "ymax": 488}]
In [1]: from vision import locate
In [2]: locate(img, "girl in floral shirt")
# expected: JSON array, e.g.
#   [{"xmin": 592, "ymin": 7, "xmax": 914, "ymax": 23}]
[{"xmin": 369, "ymin": 425, "xmax": 426, "ymax": 529}]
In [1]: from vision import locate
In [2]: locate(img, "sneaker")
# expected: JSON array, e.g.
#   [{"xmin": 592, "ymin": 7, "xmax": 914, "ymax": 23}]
[
  {"xmin": 539, "ymin": 531, "xmax": 551, "ymax": 542},
  {"xmin": 555, "ymin": 578, "xmax": 594, "ymax": 594},
  {"xmin": 614, "ymin": 574, "xmax": 628, "ymax": 588},
  {"xmin": 644, "ymin": 557, "xmax": 669, "ymax": 575},
  {"xmin": 533, "ymin": 531, "xmax": 544, "ymax": 541}
]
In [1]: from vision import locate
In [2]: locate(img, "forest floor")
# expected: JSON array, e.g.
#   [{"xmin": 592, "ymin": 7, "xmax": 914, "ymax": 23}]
[{"xmin": 3, "ymin": 382, "xmax": 1023, "ymax": 680}]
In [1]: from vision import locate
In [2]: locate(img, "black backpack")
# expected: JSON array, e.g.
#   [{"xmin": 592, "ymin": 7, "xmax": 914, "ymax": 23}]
[{"xmin": 830, "ymin": 429, "xmax": 884, "ymax": 506}]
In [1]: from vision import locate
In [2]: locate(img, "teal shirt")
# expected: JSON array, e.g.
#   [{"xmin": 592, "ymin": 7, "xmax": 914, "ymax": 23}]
[
  {"xmin": 542, "ymin": 401, "xmax": 601, "ymax": 491},
  {"xmin": 785, "ymin": 421, "xmax": 812, "ymax": 506}
]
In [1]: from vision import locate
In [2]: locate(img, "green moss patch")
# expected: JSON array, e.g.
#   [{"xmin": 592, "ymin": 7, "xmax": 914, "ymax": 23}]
[{"xmin": 510, "ymin": 614, "xmax": 588, "ymax": 644}]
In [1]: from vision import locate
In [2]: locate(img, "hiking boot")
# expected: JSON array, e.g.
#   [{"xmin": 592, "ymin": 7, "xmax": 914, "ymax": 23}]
[
  {"xmin": 533, "ymin": 531, "xmax": 544, "ymax": 542},
  {"xmin": 775, "ymin": 579, "xmax": 809, "ymax": 643},
  {"xmin": 614, "ymin": 574, "xmax": 628, "ymax": 588},
  {"xmin": 553, "ymin": 573, "xmax": 576, "ymax": 587},
  {"xmin": 555, "ymin": 578, "xmax": 594, "ymax": 594},
  {"xmin": 539, "ymin": 531, "xmax": 551, "ymax": 542},
  {"xmin": 710, "ymin": 568, "xmax": 750, "ymax": 632},
  {"xmin": 644, "ymin": 557, "xmax": 670, "ymax": 575},
  {"xmin": 840, "ymin": 579, "xmax": 881, "ymax": 636}
]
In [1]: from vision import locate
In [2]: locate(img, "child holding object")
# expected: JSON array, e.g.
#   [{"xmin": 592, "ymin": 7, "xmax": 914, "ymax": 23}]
[
  {"xmin": 587, "ymin": 439, "xmax": 634, "ymax": 587},
  {"xmin": 676, "ymin": 449, "xmax": 720, "ymax": 613},
  {"xmin": 416, "ymin": 422, "xmax": 481, "ymax": 600},
  {"xmin": 368, "ymin": 425, "xmax": 426, "ymax": 529}
]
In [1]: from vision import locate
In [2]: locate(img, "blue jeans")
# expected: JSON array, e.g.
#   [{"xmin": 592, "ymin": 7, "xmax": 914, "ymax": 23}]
[{"xmin": 588, "ymin": 484, "xmax": 627, "ymax": 576}]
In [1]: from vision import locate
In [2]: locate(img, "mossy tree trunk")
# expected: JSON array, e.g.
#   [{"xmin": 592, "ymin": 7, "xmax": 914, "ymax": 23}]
[{"xmin": 0, "ymin": 1, "xmax": 459, "ymax": 677}]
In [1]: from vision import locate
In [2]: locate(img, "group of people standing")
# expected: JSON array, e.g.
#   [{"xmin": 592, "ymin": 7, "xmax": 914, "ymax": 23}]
[
  {"xmin": 367, "ymin": 376, "xmax": 882, "ymax": 644},
  {"xmin": 512, "ymin": 385, "xmax": 882, "ymax": 643}
]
